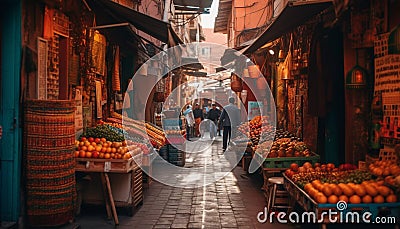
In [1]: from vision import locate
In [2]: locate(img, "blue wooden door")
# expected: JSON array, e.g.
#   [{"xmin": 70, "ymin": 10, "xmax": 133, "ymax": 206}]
[{"xmin": 0, "ymin": 0, "xmax": 22, "ymax": 222}]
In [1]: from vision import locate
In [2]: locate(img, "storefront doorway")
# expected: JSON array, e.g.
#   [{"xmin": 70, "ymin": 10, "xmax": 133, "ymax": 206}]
[{"xmin": 0, "ymin": 0, "xmax": 22, "ymax": 223}]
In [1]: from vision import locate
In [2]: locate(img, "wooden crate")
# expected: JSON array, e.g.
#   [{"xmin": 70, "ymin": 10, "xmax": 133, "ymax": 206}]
[
  {"xmin": 263, "ymin": 153, "xmax": 320, "ymax": 169},
  {"xmin": 75, "ymin": 158, "xmax": 137, "ymax": 173}
]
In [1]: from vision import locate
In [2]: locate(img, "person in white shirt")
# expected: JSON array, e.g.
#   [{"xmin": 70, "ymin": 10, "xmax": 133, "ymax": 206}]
[{"xmin": 183, "ymin": 105, "xmax": 194, "ymax": 140}]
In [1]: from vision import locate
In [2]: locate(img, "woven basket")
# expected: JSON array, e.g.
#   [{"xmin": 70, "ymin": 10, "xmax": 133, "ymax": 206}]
[{"xmin": 24, "ymin": 99, "xmax": 76, "ymax": 227}]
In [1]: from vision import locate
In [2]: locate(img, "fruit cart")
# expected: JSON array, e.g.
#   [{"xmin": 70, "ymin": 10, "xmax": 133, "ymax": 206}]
[
  {"xmin": 283, "ymin": 173, "xmax": 400, "ymax": 228},
  {"xmin": 75, "ymin": 157, "xmax": 143, "ymax": 225}
]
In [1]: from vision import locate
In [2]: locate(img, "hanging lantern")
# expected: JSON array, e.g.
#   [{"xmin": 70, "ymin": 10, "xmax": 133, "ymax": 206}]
[
  {"xmin": 346, "ymin": 65, "xmax": 367, "ymax": 89},
  {"xmin": 231, "ymin": 73, "xmax": 243, "ymax": 92},
  {"xmin": 346, "ymin": 49, "xmax": 367, "ymax": 89}
]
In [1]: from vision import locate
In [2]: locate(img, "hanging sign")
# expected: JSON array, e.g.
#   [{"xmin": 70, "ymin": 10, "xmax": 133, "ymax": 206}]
[
  {"xmin": 37, "ymin": 37, "xmax": 48, "ymax": 100},
  {"xmin": 75, "ymin": 86, "xmax": 83, "ymax": 132},
  {"xmin": 248, "ymin": 101, "xmax": 263, "ymax": 120},
  {"xmin": 374, "ymin": 54, "xmax": 400, "ymax": 96}
]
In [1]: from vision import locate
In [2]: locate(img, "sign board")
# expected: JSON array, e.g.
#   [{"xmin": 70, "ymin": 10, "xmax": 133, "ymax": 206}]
[
  {"xmin": 248, "ymin": 101, "xmax": 263, "ymax": 120},
  {"xmin": 374, "ymin": 54, "xmax": 400, "ymax": 96},
  {"xmin": 37, "ymin": 37, "xmax": 48, "ymax": 99},
  {"xmin": 75, "ymin": 86, "xmax": 83, "ymax": 132}
]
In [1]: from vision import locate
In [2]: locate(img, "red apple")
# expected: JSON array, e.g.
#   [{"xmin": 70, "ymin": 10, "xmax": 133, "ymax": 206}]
[
  {"xmin": 92, "ymin": 151, "xmax": 99, "ymax": 158},
  {"xmin": 327, "ymin": 163, "xmax": 335, "ymax": 169},
  {"xmin": 290, "ymin": 163, "xmax": 299, "ymax": 172},
  {"xmin": 88, "ymin": 137, "xmax": 95, "ymax": 142}
]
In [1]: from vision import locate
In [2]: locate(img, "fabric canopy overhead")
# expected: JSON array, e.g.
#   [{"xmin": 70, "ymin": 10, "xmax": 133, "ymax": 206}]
[
  {"xmin": 87, "ymin": 0, "xmax": 183, "ymax": 46},
  {"xmin": 242, "ymin": 0, "xmax": 333, "ymax": 54},
  {"xmin": 173, "ymin": 0, "xmax": 213, "ymax": 13},
  {"xmin": 173, "ymin": 0, "xmax": 213, "ymax": 9}
]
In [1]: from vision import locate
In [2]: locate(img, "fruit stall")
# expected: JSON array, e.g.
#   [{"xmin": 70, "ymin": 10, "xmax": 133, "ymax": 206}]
[
  {"xmin": 232, "ymin": 116, "xmax": 320, "ymax": 193},
  {"xmin": 281, "ymin": 159, "xmax": 400, "ymax": 226},
  {"xmin": 74, "ymin": 112, "xmax": 166, "ymax": 225}
]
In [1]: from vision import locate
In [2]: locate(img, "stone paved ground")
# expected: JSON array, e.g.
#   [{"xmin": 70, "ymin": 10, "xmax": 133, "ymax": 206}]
[{"xmin": 73, "ymin": 136, "xmax": 297, "ymax": 229}]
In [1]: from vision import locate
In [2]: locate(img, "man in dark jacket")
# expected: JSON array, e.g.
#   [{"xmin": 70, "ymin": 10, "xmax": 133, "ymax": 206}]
[
  {"xmin": 207, "ymin": 104, "xmax": 220, "ymax": 138},
  {"xmin": 193, "ymin": 103, "xmax": 203, "ymax": 137},
  {"xmin": 219, "ymin": 97, "xmax": 241, "ymax": 151}
]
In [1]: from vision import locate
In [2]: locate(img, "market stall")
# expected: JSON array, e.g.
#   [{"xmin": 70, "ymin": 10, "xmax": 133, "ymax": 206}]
[
  {"xmin": 281, "ymin": 158, "xmax": 400, "ymax": 227},
  {"xmin": 74, "ymin": 113, "xmax": 159, "ymax": 224}
]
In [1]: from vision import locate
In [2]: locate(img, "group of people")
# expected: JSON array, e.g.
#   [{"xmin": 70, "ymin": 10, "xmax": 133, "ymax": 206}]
[{"xmin": 183, "ymin": 97, "xmax": 241, "ymax": 151}]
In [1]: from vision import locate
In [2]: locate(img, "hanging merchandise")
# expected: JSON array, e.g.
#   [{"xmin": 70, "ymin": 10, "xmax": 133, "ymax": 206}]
[
  {"xmin": 89, "ymin": 30, "xmax": 106, "ymax": 76},
  {"xmin": 256, "ymin": 77, "xmax": 268, "ymax": 90},
  {"xmin": 231, "ymin": 73, "xmax": 243, "ymax": 92},
  {"xmin": 248, "ymin": 65, "xmax": 261, "ymax": 78},
  {"xmin": 154, "ymin": 78, "xmax": 165, "ymax": 102},
  {"xmin": 256, "ymin": 53, "xmax": 269, "ymax": 90},
  {"xmin": 243, "ymin": 68, "xmax": 250, "ymax": 78},
  {"xmin": 112, "ymin": 46, "xmax": 121, "ymax": 91}
]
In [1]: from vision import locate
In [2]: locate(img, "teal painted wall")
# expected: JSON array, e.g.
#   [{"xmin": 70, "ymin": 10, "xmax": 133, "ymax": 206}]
[{"xmin": 1, "ymin": 0, "xmax": 22, "ymax": 222}]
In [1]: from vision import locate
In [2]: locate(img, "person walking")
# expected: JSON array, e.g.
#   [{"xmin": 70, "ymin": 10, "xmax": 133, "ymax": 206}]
[
  {"xmin": 183, "ymin": 105, "xmax": 194, "ymax": 141},
  {"xmin": 193, "ymin": 103, "xmax": 203, "ymax": 137},
  {"xmin": 207, "ymin": 104, "xmax": 221, "ymax": 139},
  {"xmin": 219, "ymin": 97, "xmax": 241, "ymax": 151},
  {"xmin": 217, "ymin": 107, "xmax": 223, "ymax": 136}
]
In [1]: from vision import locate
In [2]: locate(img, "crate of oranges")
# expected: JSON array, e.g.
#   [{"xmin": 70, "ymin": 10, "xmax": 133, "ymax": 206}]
[{"xmin": 74, "ymin": 137, "xmax": 142, "ymax": 173}]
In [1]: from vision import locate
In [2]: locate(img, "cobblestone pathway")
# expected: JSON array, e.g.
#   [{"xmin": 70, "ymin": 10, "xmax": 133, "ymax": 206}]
[{"xmin": 74, "ymin": 136, "xmax": 296, "ymax": 229}]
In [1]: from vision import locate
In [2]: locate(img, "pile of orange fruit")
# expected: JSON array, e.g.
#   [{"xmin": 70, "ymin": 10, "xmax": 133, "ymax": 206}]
[
  {"xmin": 74, "ymin": 137, "xmax": 133, "ymax": 160},
  {"xmin": 304, "ymin": 179, "xmax": 397, "ymax": 204}
]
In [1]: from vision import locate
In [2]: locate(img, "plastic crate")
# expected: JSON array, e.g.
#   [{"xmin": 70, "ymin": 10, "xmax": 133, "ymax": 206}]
[
  {"xmin": 379, "ymin": 148, "xmax": 398, "ymax": 163},
  {"xmin": 263, "ymin": 153, "xmax": 320, "ymax": 168},
  {"xmin": 162, "ymin": 118, "xmax": 180, "ymax": 126},
  {"xmin": 158, "ymin": 145, "xmax": 168, "ymax": 160}
]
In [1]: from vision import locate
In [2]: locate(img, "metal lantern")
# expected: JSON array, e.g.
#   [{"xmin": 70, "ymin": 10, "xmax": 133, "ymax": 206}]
[
  {"xmin": 346, "ymin": 65, "xmax": 367, "ymax": 89},
  {"xmin": 346, "ymin": 49, "xmax": 368, "ymax": 89}
]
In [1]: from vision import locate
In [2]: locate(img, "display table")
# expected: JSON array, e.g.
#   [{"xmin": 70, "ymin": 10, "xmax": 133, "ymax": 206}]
[
  {"xmin": 282, "ymin": 173, "xmax": 400, "ymax": 228},
  {"xmin": 75, "ymin": 157, "xmax": 143, "ymax": 225}
]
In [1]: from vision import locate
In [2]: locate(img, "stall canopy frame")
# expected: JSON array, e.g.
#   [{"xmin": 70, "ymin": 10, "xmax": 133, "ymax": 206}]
[
  {"xmin": 241, "ymin": 0, "xmax": 333, "ymax": 55},
  {"xmin": 87, "ymin": 0, "xmax": 183, "ymax": 47}
]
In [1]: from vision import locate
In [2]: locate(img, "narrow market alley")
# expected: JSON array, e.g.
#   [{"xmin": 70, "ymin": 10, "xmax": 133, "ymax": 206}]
[
  {"xmin": 73, "ymin": 136, "xmax": 294, "ymax": 229},
  {"xmin": 2, "ymin": 0, "xmax": 400, "ymax": 228}
]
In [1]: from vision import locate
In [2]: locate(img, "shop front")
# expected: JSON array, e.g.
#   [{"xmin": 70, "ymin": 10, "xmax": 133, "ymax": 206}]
[
  {"xmin": 0, "ymin": 0, "xmax": 22, "ymax": 224},
  {"xmin": 224, "ymin": 0, "xmax": 400, "ymax": 226}
]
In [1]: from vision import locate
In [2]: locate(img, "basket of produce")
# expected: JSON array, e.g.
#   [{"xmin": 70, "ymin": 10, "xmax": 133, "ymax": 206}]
[
  {"xmin": 74, "ymin": 122, "xmax": 149, "ymax": 173},
  {"xmin": 257, "ymin": 139, "xmax": 320, "ymax": 168}
]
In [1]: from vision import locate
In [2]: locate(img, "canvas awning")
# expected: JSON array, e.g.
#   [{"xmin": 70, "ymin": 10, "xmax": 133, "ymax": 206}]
[
  {"xmin": 242, "ymin": 0, "xmax": 333, "ymax": 54},
  {"xmin": 214, "ymin": 0, "xmax": 232, "ymax": 33},
  {"xmin": 173, "ymin": 0, "xmax": 213, "ymax": 14},
  {"xmin": 87, "ymin": 0, "xmax": 183, "ymax": 47},
  {"xmin": 91, "ymin": 23, "xmax": 164, "ymax": 57}
]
